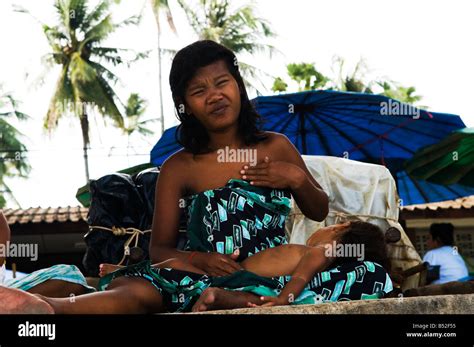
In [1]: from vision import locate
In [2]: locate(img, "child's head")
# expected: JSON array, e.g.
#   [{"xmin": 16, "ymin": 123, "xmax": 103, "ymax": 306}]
[
  {"xmin": 335, "ymin": 221, "xmax": 390, "ymax": 271},
  {"xmin": 308, "ymin": 221, "xmax": 391, "ymax": 271},
  {"xmin": 428, "ymin": 223, "xmax": 454, "ymax": 249},
  {"xmin": 169, "ymin": 40, "xmax": 266, "ymax": 154}
]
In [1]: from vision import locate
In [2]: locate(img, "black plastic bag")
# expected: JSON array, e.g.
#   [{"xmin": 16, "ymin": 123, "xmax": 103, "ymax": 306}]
[
  {"xmin": 133, "ymin": 167, "xmax": 159, "ymax": 230},
  {"xmin": 83, "ymin": 173, "xmax": 152, "ymax": 276}
]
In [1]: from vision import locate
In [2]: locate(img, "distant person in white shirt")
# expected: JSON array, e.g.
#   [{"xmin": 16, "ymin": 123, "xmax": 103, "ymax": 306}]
[{"xmin": 423, "ymin": 223, "xmax": 469, "ymax": 284}]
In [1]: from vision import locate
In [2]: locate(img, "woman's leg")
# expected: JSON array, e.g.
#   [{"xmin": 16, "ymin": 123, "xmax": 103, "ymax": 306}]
[
  {"xmin": 0, "ymin": 276, "xmax": 166, "ymax": 314},
  {"xmin": 26, "ymin": 280, "xmax": 88, "ymax": 297},
  {"xmin": 192, "ymin": 287, "xmax": 261, "ymax": 312}
]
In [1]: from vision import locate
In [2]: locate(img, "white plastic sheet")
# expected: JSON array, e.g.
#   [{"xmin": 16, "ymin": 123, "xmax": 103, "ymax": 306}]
[{"xmin": 285, "ymin": 155, "xmax": 422, "ymax": 289}]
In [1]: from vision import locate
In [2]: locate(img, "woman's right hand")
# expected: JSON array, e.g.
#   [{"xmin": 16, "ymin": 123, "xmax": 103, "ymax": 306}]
[{"xmin": 192, "ymin": 250, "xmax": 243, "ymax": 277}]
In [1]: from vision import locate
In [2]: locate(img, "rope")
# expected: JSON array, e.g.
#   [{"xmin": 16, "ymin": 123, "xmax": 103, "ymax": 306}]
[
  {"xmin": 289, "ymin": 210, "xmax": 399, "ymax": 223},
  {"xmin": 89, "ymin": 226, "xmax": 151, "ymax": 265}
]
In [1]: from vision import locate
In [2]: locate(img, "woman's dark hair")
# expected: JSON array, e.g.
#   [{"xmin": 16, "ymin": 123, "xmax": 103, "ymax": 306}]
[
  {"xmin": 169, "ymin": 40, "xmax": 267, "ymax": 154},
  {"xmin": 429, "ymin": 223, "xmax": 455, "ymax": 246},
  {"xmin": 332, "ymin": 221, "xmax": 391, "ymax": 272}
]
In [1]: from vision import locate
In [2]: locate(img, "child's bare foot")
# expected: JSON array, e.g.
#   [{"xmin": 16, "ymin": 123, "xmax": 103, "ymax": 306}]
[
  {"xmin": 99, "ymin": 264, "xmax": 124, "ymax": 277},
  {"xmin": 191, "ymin": 287, "xmax": 260, "ymax": 312},
  {"xmin": 0, "ymin": 285, "xmax": 54, "ymax": 314}
]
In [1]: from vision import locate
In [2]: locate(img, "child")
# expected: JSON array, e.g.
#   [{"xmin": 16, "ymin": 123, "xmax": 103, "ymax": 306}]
[{"xmin": 100, "ymin": 220, "xmax": 391, "ymax": 307}]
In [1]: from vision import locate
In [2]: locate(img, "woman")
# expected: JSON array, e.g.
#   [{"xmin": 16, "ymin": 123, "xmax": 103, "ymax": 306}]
[{"xmin": 0, "ymin": 40, "xmax": 391, "ymax": 314}]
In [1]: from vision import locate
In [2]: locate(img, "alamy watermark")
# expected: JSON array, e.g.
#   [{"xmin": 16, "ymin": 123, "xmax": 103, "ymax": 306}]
[
  {"xmin": 217, "ymin": 146, "xmax": 257, "ymax": 166},
  {"xmin": 0, "ymin": 242, "xmax": 38, "ymax": 261},
  {"xmin": 18, "ymin": 321, "xmax": 55, "ymax": 341},
  {"xmin": 380, "ymin": 99, "xmax": 420, "ymax": 119},
  {"xmin": 324, "ymin": 241, "xmax": 365, "ymax": 261}
]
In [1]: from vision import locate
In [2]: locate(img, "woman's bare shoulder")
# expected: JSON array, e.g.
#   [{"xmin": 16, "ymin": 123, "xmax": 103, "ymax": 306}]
[
  {"xmin": 161, "ymin": 149, "xmax": 193, "ymax": 170},
  {"xmin": 260, "ymin": 131, "xmax": 297, "ymax": 160}
]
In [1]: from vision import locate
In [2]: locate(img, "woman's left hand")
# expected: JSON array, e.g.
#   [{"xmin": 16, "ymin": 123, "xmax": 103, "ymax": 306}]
[
  {"xmin": 240, "ymin": 156, "xmax": 305, "ymax": 190},
  {"xmin": 247, "ymin": 295, "xmax": 288, "ymax": 308}
]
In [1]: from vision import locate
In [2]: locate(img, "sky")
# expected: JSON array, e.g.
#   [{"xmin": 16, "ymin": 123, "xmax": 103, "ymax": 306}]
[{"xmin": 1, "ymin": 0, "xmax": 473, "ymax": 208}]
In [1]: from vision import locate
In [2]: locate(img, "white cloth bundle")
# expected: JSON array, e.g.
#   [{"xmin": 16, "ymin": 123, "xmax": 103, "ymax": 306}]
[{"xmin": 285, "ymin": 155, "xmax": 422, "ymax": 290}]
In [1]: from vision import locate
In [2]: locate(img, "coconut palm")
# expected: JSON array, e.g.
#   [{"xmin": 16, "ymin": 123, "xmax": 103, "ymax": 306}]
[
  {"xmin": 122, "ymin": 93, "xmax": 158, "ymax": 148},
  {"xmin": 273, "ymin": 58, "xmax": 424, "ymax": 106},
  {"xmin": 376, "ymin": 80, "xmax": 424, "ymax": 106},
  {"xmin": 177, "ymin": 0, "xmax": 276, "ymax": 92},
  {"xmin": 16, "ymin": 0, "xmax": 144, "ymax": 182},
  {"xmin": 149, "ymin": 0, "xmax": 178, "ymax": 135},
  {"xmin": 332, "ymin": 56, "xmax": 373, "ymax": 93},
  {"xmin": 0, "ymin": 87, "xmax": 30, "ymax": 208}
]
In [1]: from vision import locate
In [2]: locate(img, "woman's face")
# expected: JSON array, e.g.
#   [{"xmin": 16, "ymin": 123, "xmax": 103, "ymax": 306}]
[{"xmin": 183, "ymin": 60, "xmax": 242, "ymax": 133}]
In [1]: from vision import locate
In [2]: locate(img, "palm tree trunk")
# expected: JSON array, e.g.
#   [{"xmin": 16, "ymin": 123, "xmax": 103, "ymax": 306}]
[
  {"xmin": 157, "ymin": 32, "xmax": 165, "ymax": 135},
  {"xmin": 151, "ymin": 2, "xmax": 165, "ymax": 135},
  {"xmin": 79, "ymin": 111, "xmax": 91, "ymax": 182}
]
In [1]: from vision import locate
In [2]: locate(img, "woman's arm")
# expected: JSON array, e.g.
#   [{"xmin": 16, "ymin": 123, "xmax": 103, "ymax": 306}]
[
  {"xmin": 277, "ymin": 135, "xmax": 329, "ymax": 222},
  {"xmin": 241, "ymin": 133, "xmax": 329, "ymax": 221},
  {"xmin": 149, "ymin": 153, "xmax": 242, "ymax": 276},
  {"xmin": 149, "ymin": 153, "xmax": 192, "ymax": 263}
]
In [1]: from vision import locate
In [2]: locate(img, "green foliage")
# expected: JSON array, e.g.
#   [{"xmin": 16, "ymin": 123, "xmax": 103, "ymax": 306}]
[
  {"xmin": 273, "ymin": 58, "xmax": 423, "ymax": 106},
  {"xmin": 123, "ymin": 93, "xmax": 157, "ymax": 138},
  {"xmin": 177, "ymin": 0, "xmax": 275, "ymax": 92},
  {"xmin": 17, "ymin": 0, "xmax": 146, "ymax": 181},
  {"xmin": 0, "ymin": 87, "xmax": 30, "ymax": 207}
]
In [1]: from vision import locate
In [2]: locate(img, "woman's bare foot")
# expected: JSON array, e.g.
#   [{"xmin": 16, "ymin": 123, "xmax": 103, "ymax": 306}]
[
  {"xmin": 0, "ymin": 285, "xmax": 54, "ymax": 314},
  {"xmin": 99, "ymin": 264, "xmax": 124, "ymax": 277},
  {"xmin": 191, "ymin": 287, "xmax": 260, "ymax": 312}
]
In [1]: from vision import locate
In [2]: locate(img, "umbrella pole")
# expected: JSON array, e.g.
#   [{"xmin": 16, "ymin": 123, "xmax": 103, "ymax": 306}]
[{"xmin": 299, "ymin": 113, "xmax": 307, "ymax": 154}]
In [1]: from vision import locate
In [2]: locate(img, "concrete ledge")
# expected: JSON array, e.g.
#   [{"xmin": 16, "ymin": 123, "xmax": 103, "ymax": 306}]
[{"xmin": 187, "ymin": 294, "xmax": 474, "ymax": 314}]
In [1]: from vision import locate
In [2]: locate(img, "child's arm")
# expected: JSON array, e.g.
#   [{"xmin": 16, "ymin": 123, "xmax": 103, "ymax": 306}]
[
  {"xmin": 251, "ymin": 245, "xmax": 333, "ymax": 307},
  {"xmin": 0, "ymin": 211, "xmax": 10, "ymax": 266}
]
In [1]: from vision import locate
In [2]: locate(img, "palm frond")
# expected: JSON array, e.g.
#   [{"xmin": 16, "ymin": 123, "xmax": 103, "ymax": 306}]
[
  {"xmin": 81, "ymin": 0, "xmax": 111, "ymax": 32},
  {"xmin": 44, "ymin": 64, "xmax": 74, "ymax": 130}
]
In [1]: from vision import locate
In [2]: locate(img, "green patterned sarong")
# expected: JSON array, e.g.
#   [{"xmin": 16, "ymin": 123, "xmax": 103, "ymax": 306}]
[{"xmin": 99, "ymin": 179, "xmax": 392, "ymax": 312}]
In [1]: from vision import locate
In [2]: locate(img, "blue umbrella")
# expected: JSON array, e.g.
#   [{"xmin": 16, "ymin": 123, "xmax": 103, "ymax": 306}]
[
  {"xmin": 150, "ymin": 126, "xmax": 181, "ymax": 166},
  {"xmin": 396, "ymin": 171, "xmax": 474, "ymax": 206},
  {"xmin": 150, "ymin": 90, "xmax": 473, "ymax": 204}
]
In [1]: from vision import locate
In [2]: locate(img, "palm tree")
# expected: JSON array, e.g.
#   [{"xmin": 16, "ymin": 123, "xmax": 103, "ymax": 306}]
[
  {"xmin": 177, "ymin": 0, "xmax": 276, "ymax": 92},
  {"xmin": 271, "ymin": 63, "xmax": 330, "ymax": 92},
  {"xmin": 376, "ymin": 81, "xmax": 423, "ymax": 106},
  {"xmin": 332, "ymin": 56, "xmax": 373, "ymax": 93},
  {"xmin": 16, "ymin": 0, "xmax": 144, "ymax": 183},
  {"xmin": 0, "ymin": 87, "xmax": 30, "ymax": 208},
  {"xmin": 273, "ymin": 58, "xmax": 424, "ymax": 106},
  {"xmin": 122, "ymin": 93, "xmax": 158, "ymax": 157},
  {"xmin": 149, "ymin": 0, "xmax": 177, "ymax": 135}
]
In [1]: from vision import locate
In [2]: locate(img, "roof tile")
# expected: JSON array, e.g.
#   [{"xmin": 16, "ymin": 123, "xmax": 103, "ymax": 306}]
[{"xmin": 3, "ymin": 206, "xmax": 89, "ymax": 225}]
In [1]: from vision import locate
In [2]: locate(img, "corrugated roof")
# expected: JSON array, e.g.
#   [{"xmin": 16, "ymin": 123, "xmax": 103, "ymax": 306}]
[
  {"xmin": 2, "ymin": 206, "xmax": 88, "ymax": 225},
  {"xmin": 402, "ymin": 195, "xmax": 474, "ymax": 211}
]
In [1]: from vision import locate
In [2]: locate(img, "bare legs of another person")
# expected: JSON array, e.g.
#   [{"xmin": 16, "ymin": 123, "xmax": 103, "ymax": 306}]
[{"xmin": 0, "ymin": 276, "xmax": 165, "ymax": 314}]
